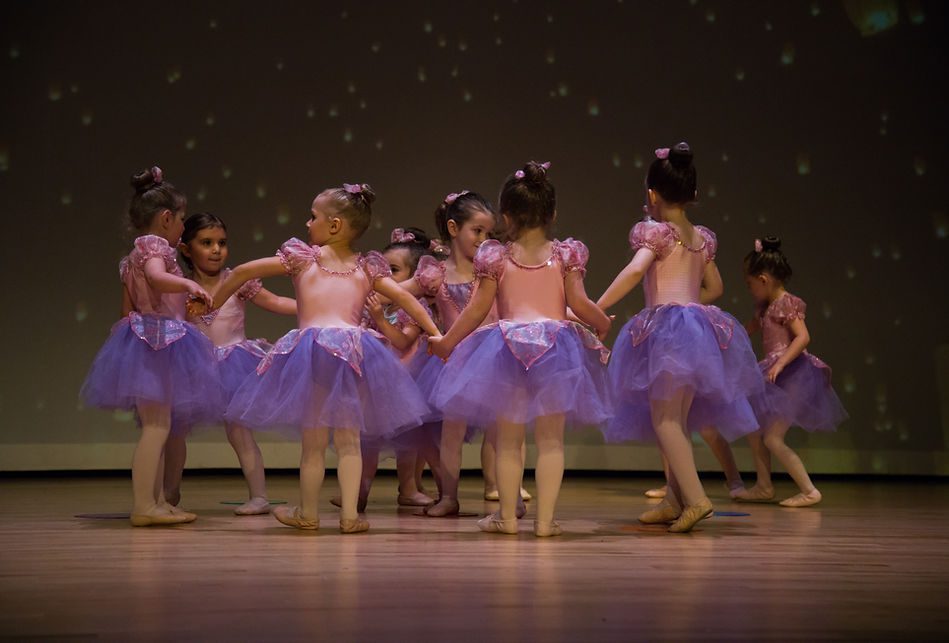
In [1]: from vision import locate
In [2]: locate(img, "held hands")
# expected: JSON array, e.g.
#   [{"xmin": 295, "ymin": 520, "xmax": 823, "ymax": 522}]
[
  {"xmin": 597, "ymin": 315, "xmax": 615, "ymax": 342},
  {"xmin": 185, "ymin": 283, "xmax": 212, "ymax": 317},
  {"xmin": 366, "ymin": 293, "xmax": 386, "ymax": 324},
  {"xmin": 767, "ymin": 362, "xmax": 785, "ymax": 383},
  {"xmin": 427, "ymin": 334, "xmax": 451, "ymax": 361}
]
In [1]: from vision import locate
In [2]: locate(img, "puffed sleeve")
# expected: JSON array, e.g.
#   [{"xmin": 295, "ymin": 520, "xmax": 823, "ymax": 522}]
[
  {"xmin": 362, "ymin": 250, "xmax": 393, "ymax": 282},
  {"xmin": 413, "ymin": 254, "xmax": 445, "ymax": 296},
  {"xmin": 132, "ymin": 235, "xmax": 177, "ymax": 271},
  {"xmin": 237, "ymin": 278, "xmax": 263, "ymax": 302},
  {"xmin": 629, "ymin": 220, "xmax": 676, "ymax": 259},
  {"xmin": 695, "ymin": 226, "xmax": 718, "ymax": 263},
  {"xmin": 771, "ymin": 293, "xmax": 806, "ymax": 324},
  {"xmin": 473, "ymin": 239, "xmax": 507, "ymax": 280},
  {"xmin": 276, "ymin": 238, "xmax": 316, "ymax": 275},
  {"xmin": 554, "ymin": 238, "xmax": 590, "ymax": 277},
  {"xmin": 119, "ymin": 256, "xmax": 131, "ymax": 282},
  {"xmin": 395, "ymin": 298, "xmax": 433, "ymax": 328}
]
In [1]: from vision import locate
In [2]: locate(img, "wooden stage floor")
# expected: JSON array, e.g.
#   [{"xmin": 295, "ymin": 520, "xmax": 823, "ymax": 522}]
[{"xmin": 1, "ymin": 473, "xmax": 947, "ymax": 641}]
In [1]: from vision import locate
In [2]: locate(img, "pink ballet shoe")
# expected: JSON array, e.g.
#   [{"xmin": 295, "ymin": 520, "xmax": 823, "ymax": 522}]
[
  {"xmin": 397, "ymin": 492, "xmax": 435, "ymax": 507},
  {"xmin": 424, "ymin": 497, "xmax": 460, "ymax": 517},
  {"xmin": 668, "ymin": 498, "xmax": 714, "ymax": 533},
  {"xmin": 483, "ymin": 489, "xmax": 499, "ymax": 501},
  {"xmin": 273, "ymin": 505, "xmax": 319, "ymax": 530},
  {"xmin": 129, "ymin": 507, "xmax": 193, "ymax": 527},
  {"xmin": 159, "ymin": 502, "xmax": 197, "ymax": 523},
  {"xmin": 477, "ymin": 512, "xmax": 518, "ymax": 534},
  {"xmin": 644, "ymin": 485, "xmax": 668, "ymax": 499},
  {"xmin": 779, "ymin": 489, "xmax": 822, "ymax": 507},
  {"xmin": 516, "ymin": 497, "xmax": 527, "ymax": 519},
  {"xmin": 731, "ymin": 484, "xmax": 775, "ymax": 502},
  {"xmin": 234, "ymin": 497, "xmax": 271, "ymax": 516},
  {"xmin": 339, "ymin": 517, "xmax": 370, "ymax": 534},
  {"xmin": 638, "ymin": 501, "xmax": 680, "ymax": 524},
  {"xmin": 534, "ymin": 520, "xmax": 562, "ymax": 537}
]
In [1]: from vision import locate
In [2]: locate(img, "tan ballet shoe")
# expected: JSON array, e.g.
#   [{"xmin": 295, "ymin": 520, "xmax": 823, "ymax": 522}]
[
  {"xmin": 534, "ymin": 520, "xmax": 562, "ymax": 537},
  {"xmin": 339, "ymin": 517, "xmax": 370, "ymax": 534},
  {"xmin": 234, "ymin": 497, "xmax": 271, "ymax": 516},
  {"xmin": 638, "ymin": 501, "xmax": 681, "ymax": 524},
  {"xmin": 397, "ymin": 492, "xmax": 435, "ymax": 507},
  {"xmin": 779, "ymin": 489, "xmax": 822, "ymax": 507},
  {"xmin": 477, "ymin": 512, "xmax": 518, "ymax": 534},
  {"xmin": 129, "ymin": 507, "xmax": 193, "ymax": 527},
  {"xmin": 732, "ymin": 484, "xmax": 775, "ymax": 502},
  {"xmin": 520, "ymin": 487, "xmax": 532, "ymax": 501},
  {"xmin": 668, "ymin": 498, "xmax": 714, "ymax": 533},
  {"xmin": 273, "ymin": 505, "xmax": 319, "ymax": 530},
  {"xmin": 483, "ymin": 489, "xmax": 500, "ymax": 501},
  {"xmin": 424, "ymin": 497, "xmax": 460, "ymax": 517},
  {"xmin": 644, "ymin": 485, "xmax": 668, "ymax": 499}
]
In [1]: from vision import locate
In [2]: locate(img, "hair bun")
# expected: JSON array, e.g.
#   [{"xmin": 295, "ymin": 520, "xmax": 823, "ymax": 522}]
[
  {"xmin": 130, "ymin": 166, "xmax": 162, "ymax": 193},
  {"xmin": 761, "ymin": 236, "xmax": 782, "ymax": 252},
  {"xmin": 668, "ymin": 142, "xmax": 693, "ymax": 170},
  {"xmin": 520, "ymin": 161, "xmax": 551, "ymax": 186}
]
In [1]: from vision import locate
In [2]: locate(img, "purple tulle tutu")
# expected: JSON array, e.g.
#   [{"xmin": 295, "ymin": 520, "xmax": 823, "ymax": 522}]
[
  {"xmin": 754, "ymin": 353, "xmax": 848, "ymax": 431},
  {"xmin": 80, "ymin": 313, "xmax": 224, "ymax": 429},
  {"xmin": 225, "ymin": 326, "xmax": 428, "ymax": 442},
  {"xmin": 430, "ymin": 320, "xmax": 612, "ymax": 428},
  {"xmin": 604, "ymin": 303, "xmax": 764, "ymax": 443},
  {"xmin": 216, "ymin": 340, "xmax": 270, "ymax": 404}
]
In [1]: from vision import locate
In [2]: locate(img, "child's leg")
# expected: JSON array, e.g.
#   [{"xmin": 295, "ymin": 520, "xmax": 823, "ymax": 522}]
[
  {"xmin": 425, "ymin": 419, "xmax": 466, "ymax": 516},
  {"xmin": 698, "ymin": 426, "xmax": 743, "ymax": 492},
  {"xmin": 416, "ymin": 430, "xmax": 444, "ymax": 498},
  {"xmin": 162, "ymin": 433, "xmax": 187, "ymax": 506},
  {"xmin": 494, "ymin": 419, "xmax": 526, "ymax": 523},
  {"xmin": 733, "ymin": 430, "xmax": 775, "ymax": 501},
  {"xmin": 763, "ymin": 422, "xmax": 822, "ymax": 506},
  {"xmin": 533, "ymin": 413, "xmax": 566, "ymax": 532},
  {"xmin": 414, "ymin": 453, "xmax": 427, "ymax": 493},
  {"xmin": 299, "ymin": 427, "xmax": 330, "ymax": 521},
  {"xmin": 481, "ymin": 425, "xmax": 498, "ymax": 497},
  {"xmin": 396, "ymin": 449, "xmax": 433, "ymax": 506},
  {"xmin": 225, "ymin": 422, "xmax": 269, "ymax": 514},
  {"xmin": 334, "ymin": 427, "xmax": 369, "ymax": 532},
  {"xmin": 130, "ymin": 402, "xmax": 188, "ymax": 525}
]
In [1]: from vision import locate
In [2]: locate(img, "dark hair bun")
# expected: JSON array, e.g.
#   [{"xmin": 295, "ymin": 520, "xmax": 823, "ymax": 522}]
[
  {"xmin": 356, "ymin": 183, "xmax": 377, "ymax": 205},
  {"xmin": 668, "ymin": 142, "xmax": 693, "ymax": 170},
  {"xmin": 761, "ymin": 236, "xmax": 782, "ymax": 252},
  {"xmin": 522, "ymin": 161, "xmax": 550, "ymax": 186},
  {"xmin": 130, "ymin": 166, "xmax": 163, "ymax": 193}
]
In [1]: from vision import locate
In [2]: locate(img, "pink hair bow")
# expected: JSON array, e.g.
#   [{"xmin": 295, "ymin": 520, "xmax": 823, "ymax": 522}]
[
  {"xmin": 391, "ymin": 228, "xmax": 416, "ymax": 243},
  {"xmin": 655, "ymin": 148, "xmax": 670, "ymax": 160},
  {"xmin": 444, "ymin": 189, "xmax": 470, "ymax": 205},
  {"xmin": 430, "ymin": 239, "xmax": 450, "ymax": 255},
  {"xmin": 343, "ymin": 183, "xmax": 363, "ymax": 195},
  {"xmin": 754, "ymin": 238, "xmax": 763, "ymax": 253},
  {"xmin": 539, "ymin": 161, "xmax": 551, "ymax": 171},
  {"xmin": 150, "ymin": 166, "xmax": 163, "ymax": 184},
  {"xmin": 514, "ymin": 170, "xmax": 525, "ymax": 179}
]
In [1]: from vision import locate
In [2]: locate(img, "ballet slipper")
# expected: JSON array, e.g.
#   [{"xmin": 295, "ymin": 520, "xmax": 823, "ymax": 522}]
[
  {"xmin": 477, "ymin": 512, "xmax": 518, "ymax": 534},
  {"xmin": 520, "ymin": 487, "xmax": 532, "ymax": 501},
  {"xmin": 668, "ymin": 498, "xmax": 714, "ymax": 533},
  {"xmin": 638, "ymin": 501, "xmax": 681, "ymax": 524},
  {"xmin": 160, "ymin": 501, "xmax": 197, "ymax": 523},
  {"xmin": 516, "ymin": 497, "xmax": 527, "ymax": 519},
  {"xmin": 533, "ymin": 520, "xmax": 562, "ymax": 537},
  {"xmin": 424, "ymin": 497, "xmax": 460, "ymax": 517},
  {"xmin": 779, "ymin": 489, "xmax": 822, "ymax": 507},
  {"xmin": 483, "ymin": 489, "xmax": 500, "ymax": 501},
  {"xmin": 330, "ymin": 495, "xmax": 367, "ymax": 512},
  {"xmin": 234, "ymin": 497, "xmax": 271, "ymax": 516},
  {"xmin": 273, "ymin": 505, "xmax": 319, "ymax": 530},
  {"xmin": 129, "ymin": 506, "xmax": 192, "ymax": 527},
  {"xmin": 644, "ymin": 485, "xmax": 668, "ymax": 499},
  {"xmin": 339, "ymin": 517, "xmax": 370, "ymax": 534},
  {"xmin": 731, "ymin": 484, "xmax": 775, "ymax": 502},
  {"xmin": 397, "ymin": 492, "xmax": 435, "ymax": 507}
]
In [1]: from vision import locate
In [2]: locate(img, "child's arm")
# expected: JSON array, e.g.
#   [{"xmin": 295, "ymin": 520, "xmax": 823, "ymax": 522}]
[
  {"xmin": 766, "ymin": 317, "xmax": 810, "ymax": 382},
  {"xmin": 596, "ymin": 249, "xmax": 655, "ymax": 310},
  {"xmin": 565, "ymin": 273, "xmax": 612, "ymax": 341},
  {"xmin": 699, "ymin": 261, "xmax": 724, "ymax": 305},
  {"xmin": 366, "ymin": 293, "xmax": 420, "ymax": 352},
  {"xmin": 143, "ymin": 257, "xmax": 211, "ymax": 305},
  {"xmin": 251, "ymin": 287, "xmax": 297, "ymax": 316},
  {"xmin": 398, "ymin": 276, "xmax": 426, "ymax": 298},
  {"xmin": 373, "ymin": 277, "xmax": 440, "ymax": 338},
  {"xmin": 745, "ymin": 316, "xmax": 761, "ymax": 336},
  {"xmin": 210, "ymin": 257, "xmax": 288, "ymax": 311},
  {"xmin": 428, "ymin": 279, "xmax": 497, "ymax": 359},
  {"xmin": 121, "ymin": 284, "xmax": 133, "ymax": 317}
]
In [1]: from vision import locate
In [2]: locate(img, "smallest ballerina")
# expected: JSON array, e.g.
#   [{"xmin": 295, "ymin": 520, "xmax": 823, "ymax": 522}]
[{"xmin": 735, "ymin": 236, "xmax": 849, "ymax": 507}]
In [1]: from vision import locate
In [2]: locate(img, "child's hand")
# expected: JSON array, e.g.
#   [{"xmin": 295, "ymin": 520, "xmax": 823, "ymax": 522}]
[
  {"xmin": 428, "ymin": 335, "xmax": 451, "ymax": 361},
  {"xmin": 767, "ymin": 363, "xmax": 784, "ymax": 383},
  {"xmin": 366, "ymin": 293, "xmax": 386, "ymax": 323},
  {"xmin": 597, "ymin": 315, "xmax": 615, "ymax": 342},
  {"xmin": 186, "ymin": 282, "xmax": 212, "ymax": 307}
]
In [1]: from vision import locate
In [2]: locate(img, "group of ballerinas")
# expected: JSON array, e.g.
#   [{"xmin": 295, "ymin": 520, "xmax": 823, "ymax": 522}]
[{"xmin": 80, "ymin": 142, "xmax": 847, "ymax": 535}]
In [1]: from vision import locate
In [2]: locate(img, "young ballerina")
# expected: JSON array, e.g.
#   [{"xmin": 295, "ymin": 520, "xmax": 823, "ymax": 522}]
[
  {"xmin": 401, "ymin": 191, "xmax": 530, "ymax": 516},
  {"xmin": 80, "ymin": 167, "xmax": 220, "ymax": 526},
  {"xmin": 598, "ymin": 143, "xmax": 763, "ymax": 533},
  {"xmin": 732, "ymin": 236, "xmax": 848, "ymax": 507},
  {"xmin": 350, "ymin": 226, "xmax": 445, "ymax": 510},
  {"xmin": 204, "ymin": 183, "xmax": 441, "ymax": 533},
  {"xmin": 162, "ymin": 213, "xmax": 297, "ymax": 515},
  {"xmin": 430, "ymin": 161, "xmax": 612, "ymax": 537}
]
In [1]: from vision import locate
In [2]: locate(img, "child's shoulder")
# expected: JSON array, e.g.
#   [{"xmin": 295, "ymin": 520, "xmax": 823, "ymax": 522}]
[{"xmin": 768, "ymin": 292, "xmax": 806, "ymax": 322}]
